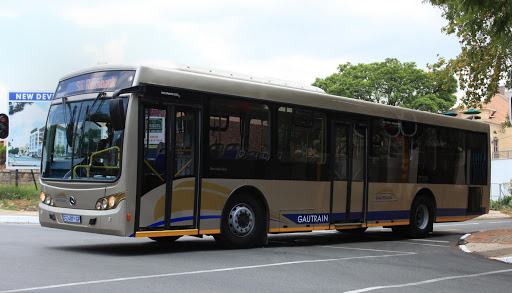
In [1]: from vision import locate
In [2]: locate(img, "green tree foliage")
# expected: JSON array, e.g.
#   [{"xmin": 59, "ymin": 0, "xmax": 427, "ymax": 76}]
[
  {"xmin": 9, "ymin": 102, "xmax": 33, "ymax": 115},
  {"xmin": 426, "ymin": 0, "xmax": 512, "ymax": 107},
  {"xmin": 313, "ymin": 58, "xmax": 457, "ymax": 113}
]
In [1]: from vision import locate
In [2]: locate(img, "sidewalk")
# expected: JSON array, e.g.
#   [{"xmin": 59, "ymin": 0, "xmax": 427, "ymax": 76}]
[
  {"xmin": 0, "ymin": 208, "xmax": 39, "ymax": 224},
  {"xmin": 459, "ymin": 211, "xmax": 512, "ymax": 264}
]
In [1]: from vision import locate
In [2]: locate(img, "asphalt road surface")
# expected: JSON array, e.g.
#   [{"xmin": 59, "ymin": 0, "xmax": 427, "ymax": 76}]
[{"xmin": 1, "ymin": 219, "xmax": 512, "ymax": 293}]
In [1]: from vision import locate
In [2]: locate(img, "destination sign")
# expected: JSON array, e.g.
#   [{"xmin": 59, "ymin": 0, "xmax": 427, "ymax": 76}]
[{"xmin": 55, "ymin": 70, "xmax": 135, "ymax": 99}]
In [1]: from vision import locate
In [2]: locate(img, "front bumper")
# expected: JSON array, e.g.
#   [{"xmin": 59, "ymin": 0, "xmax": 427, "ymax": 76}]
[{"xmin": 39, "ymin": 200, "xmax": 127, "ymax": 236}]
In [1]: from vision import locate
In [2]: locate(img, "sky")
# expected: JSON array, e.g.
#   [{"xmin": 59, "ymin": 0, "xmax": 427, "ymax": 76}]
[{"xmin": 0, "ymin": 0, "xmax": 461, "ymax": 115}]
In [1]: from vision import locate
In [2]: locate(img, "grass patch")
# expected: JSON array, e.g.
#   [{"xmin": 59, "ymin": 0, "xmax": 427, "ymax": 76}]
[
  {"xmin": 0, "ymin": 185, "xmax": 40, "ymax": 211},
  {"xmin": 499, "ymin": 205, "xmax": 512, "ymax": 216}
]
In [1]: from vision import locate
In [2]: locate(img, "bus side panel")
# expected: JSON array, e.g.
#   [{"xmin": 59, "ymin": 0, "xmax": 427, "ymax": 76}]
[
  {"xmin": 331, "ymin": 181, "xmax": 348, "ymax": 222},
  {"xmin": 139, "ymin": 184, "xmax": 166, "ymax": 228},
  {"xmin": 368, "ymin": 183, "xmax": 413, "ymax": 226},
  {"xmin": 199, "ymin": 179, "xmax": 245, "ymax": 233},
  {"xmin": 248, "ymin": 180, "xmax": 331, "ymax": 232}
]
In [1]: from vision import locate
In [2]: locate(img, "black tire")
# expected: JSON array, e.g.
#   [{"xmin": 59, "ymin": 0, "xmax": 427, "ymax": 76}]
[
  {"xmin": 337, "ymin": 227, "xmax": 368, "ymax": 234},
  {"xmin": 149, "ymin": 236, "xmax": 181, "ymax": 243},
  {"xmin": 404, "ymin": 195, "xmax": 434, "ymax": 238},
  {"xmin": 215, "ymin": 194, "xmax": 266, "ymax": 249}
]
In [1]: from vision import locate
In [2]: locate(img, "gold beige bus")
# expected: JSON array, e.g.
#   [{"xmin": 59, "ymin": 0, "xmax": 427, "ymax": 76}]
[{"xmin": 39, "ymin": 64, "xmax": 490, "ymax": 248}]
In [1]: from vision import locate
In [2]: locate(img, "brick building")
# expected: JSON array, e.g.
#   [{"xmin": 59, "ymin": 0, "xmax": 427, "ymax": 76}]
[{"xmin": 450, "ymin": 86, "xmax": 511, "ymax": 159}]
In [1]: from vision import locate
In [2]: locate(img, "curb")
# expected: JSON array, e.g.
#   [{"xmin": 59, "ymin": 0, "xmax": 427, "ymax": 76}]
[
  {"xmin": 459, "ymin": 233, "xmax": 512, "ymax": 264},
  {"xmin": 0, "ymin": 216, "xmax": 39, "ymax": 224}
]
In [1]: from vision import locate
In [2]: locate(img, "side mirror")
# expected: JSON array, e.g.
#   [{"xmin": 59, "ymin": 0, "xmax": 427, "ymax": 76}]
[{"xmin": 110, "ymin": 99, "xmax": 125, "ymax": 131}]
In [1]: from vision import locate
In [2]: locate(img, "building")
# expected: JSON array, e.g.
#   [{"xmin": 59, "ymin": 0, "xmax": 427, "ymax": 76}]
[{"xmin": 450, "ymin": 86, "xmax": 511, "ymax": 160}]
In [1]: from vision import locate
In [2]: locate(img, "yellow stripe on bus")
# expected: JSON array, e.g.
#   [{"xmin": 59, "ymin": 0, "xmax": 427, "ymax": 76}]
[
  {"xmin": 135, "ymin": 229, "xmax": 198, "ymax": 238},
  {"xmin": 199, "ymin": 229, "xmax": 221, "ymax": 235}
]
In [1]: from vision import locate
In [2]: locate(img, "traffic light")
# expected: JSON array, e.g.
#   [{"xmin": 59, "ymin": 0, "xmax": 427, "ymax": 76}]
[{"xmin": 0, "ymin": 113, "xmax": 9, "ymax": 139}]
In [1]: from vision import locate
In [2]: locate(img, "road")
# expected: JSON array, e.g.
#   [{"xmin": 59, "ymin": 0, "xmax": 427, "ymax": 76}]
[{"xmin": 1, "ymin": 219, "xmax": 512, "ymax": 293}]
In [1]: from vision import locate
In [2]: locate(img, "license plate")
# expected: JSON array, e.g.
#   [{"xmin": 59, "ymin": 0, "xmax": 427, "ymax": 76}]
[{"xmin": 62, "ymin": 214, "xmax": 81, "ymax": 224}]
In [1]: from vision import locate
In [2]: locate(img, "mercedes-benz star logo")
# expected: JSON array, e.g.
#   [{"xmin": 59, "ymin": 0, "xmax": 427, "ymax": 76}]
[{"xmin": 69, "ymin": 196, "xmax": 76, "ymax": 206}]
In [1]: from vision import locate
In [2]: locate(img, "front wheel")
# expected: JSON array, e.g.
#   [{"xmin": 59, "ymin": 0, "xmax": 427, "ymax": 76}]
[
  {"xmin": 215, "ymin": 194, "xmax": 266, "ymax": 249},
  {"xmin": 403, "ymin": 195, "xmax": 434, "ymax": 238}
]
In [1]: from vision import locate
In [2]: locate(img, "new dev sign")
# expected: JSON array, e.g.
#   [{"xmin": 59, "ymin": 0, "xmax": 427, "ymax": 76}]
[
  {"xmin": 9, "ymin": 92, "xmax": 54, "ymax": 101},
  {"xmin": 7, "ymin": 92, "xmax": 53, "ymax": 170}
]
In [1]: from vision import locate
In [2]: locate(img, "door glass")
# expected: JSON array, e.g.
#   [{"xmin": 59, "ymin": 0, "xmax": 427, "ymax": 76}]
[
  {"xmin": 352, "ymin": 125, "xmax": 365, "ymax": 182},
  {"xmin": 335, "ymin": 124, "xmax": 348, "ymax": 181},
  {"xmin": 142, "ymin": 107, "xmax": 167, "ymax": 196},
  {"xmin": 174, "ymin": 109, "xmax": 195, "ymax": 178},
  {"xmin": 170, "ymin": 108, "xmax": 197, "ymax": 228}
]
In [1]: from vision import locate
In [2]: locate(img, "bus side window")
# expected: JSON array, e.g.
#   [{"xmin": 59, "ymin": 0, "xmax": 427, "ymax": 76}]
[
  {"xmin": 208, "ymin": 96, "xmax": 269, "ymax": 160},
  {"xmin": 277, "ymin": 107, "xmax": 326, "ymax": 164}
]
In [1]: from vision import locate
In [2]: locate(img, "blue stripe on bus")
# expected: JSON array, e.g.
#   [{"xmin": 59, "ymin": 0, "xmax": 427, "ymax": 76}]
[
  {"xmin": 367, "ymin": 210, "xmax": 409, "ymax": 221},
  {"xmin": 129, "ymin": 207, "xmax": 485, "ymax": 236}
]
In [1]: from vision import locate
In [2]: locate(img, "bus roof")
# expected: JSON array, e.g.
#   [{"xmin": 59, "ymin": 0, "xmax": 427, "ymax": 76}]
[{"xmin": 62, "ymin": 64, "xmax": 489, "ymax": 133}]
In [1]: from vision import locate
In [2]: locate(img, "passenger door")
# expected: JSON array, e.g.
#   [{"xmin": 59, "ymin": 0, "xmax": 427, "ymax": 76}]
[
  {"xmin": 137, "ymin": 103, "xmax": 200, "ymax": 232},
  {"xmin": 331, "ymin": 121, "xmax": 368, "ymax": 225}
]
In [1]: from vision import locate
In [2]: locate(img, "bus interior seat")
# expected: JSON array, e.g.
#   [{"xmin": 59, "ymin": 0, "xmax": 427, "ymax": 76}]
[
  {"xmin": 258, "ymin": 152, "xmax": 270, "ymax": 160},
  {"xmin": 223, "ymin": 143, "xmax": 240, "ymax": 159},
  {"xmin": 155, "ymin": 142, "xmax": 166, "ymax": 173},
  {"xmin": 246, "ymin": 150, "xmax": 259, "ymax": 160},
  {"xmin": 209, "ymin": 143, "xmax": 224, "ymax": 159}
]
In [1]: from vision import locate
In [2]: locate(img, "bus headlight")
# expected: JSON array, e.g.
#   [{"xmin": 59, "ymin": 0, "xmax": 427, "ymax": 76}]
[
  {"xmin": 95, "ymin": 192, "xmax": 125, "ymax": 210},
  {"xmin": 40, "ymin": 193, "xmax": 55, "ymax": 206},
  {"xmin": 108, "ymin": 196, "xmax": 116, "ymax": 208}
]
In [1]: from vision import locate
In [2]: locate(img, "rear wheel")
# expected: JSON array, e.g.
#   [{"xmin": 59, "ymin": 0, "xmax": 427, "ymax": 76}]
[
  {"xmin": 215, "ymin": 194, "xmax": 266, "ymax": 249},
  {"xmin": 394, "ymin": 195, "xmax": 434, "ymax": 238}
]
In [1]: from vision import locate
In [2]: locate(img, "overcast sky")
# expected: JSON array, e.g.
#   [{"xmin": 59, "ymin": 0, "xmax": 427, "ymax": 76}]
[{"xmin": 0, "ymin": 0, "xmax": 461, "ymax": 114}]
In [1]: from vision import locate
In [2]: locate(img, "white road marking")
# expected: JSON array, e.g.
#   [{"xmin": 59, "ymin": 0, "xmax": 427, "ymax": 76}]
[
  {"xmin": 410, "ymin": 239, "xmax": 450, "ymax": 244},
  {"xmin": 491, "ymin": 256, "xmax": 512, "ymax": 264},
  {"xmin": 488, "ymin": 221, "xmax": 512, "ymax": 224},
  {"xmin": 436, "ymin": 222, "xmax": 480, "ymax": 227},
  {"xmin": 459, "ymin": 245, "xmax": 472, "ymax": 253},
  {"xmin": 460, "ymin": 233, "xmax": 471, "ymax": 241},
  {"xmin": 344, "ymin": 268, "xmax": 512, "ymax": 293},
  {"xmin": 321, "ymin": 246, "xmax": 416, "ymax": 255},
  {"xmin": 0, "ymin": 251, "xmax": 416, "ymax": 293},
  {"xmin": 392, "ymin": 241, "xmax": 450, "ymax": 248}
]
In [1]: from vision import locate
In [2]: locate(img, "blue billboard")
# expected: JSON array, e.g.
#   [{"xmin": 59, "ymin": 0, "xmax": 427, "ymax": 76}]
[{"xmin": 6, "ymin": 92, "xmax": 53, "ymax": 170}]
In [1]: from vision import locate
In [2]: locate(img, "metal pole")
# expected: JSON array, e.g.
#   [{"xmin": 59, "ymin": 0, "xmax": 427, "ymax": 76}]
[
  {"xmin": 30, "ymin": 170, "xmax": 38, "ymax": 190},
  {"xmin": 15, "ymin": 169, "xmax": 18, "ymax": 187},
  {"xmin": 499, "ymin": 183, "xmax": 502, "ymax": 208}
]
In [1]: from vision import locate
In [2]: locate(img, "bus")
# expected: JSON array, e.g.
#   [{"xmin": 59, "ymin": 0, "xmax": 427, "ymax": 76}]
[{"xmin": 39, "ymin": 64, "xmax": 490, "ymax": 248}]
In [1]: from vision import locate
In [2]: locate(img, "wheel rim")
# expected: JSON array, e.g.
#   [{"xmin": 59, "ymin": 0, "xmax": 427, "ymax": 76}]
[
  {"xmin": 415, "ymin": 204, "xmax": 429, "ymax": 230},
  {"xmin": 228, "ymin": 204, "xmax": 255, "ymax": 237}
]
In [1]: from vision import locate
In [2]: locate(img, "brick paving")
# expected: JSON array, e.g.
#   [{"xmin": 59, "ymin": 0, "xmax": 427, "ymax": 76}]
[{"xmin": 467, "ymin": 229, "xmax": 512, "ymax": 244}]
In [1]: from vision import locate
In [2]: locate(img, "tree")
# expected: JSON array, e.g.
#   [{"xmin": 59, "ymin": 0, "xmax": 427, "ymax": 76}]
[
  {"xmin": 9, "ymin": 102, "xmax": 33, "ymax": 115},
  {"xmin": 426, "ymin": 0, "xmax": 512, "ymax": 107},
  {"xmin": 312, "ymin": 58, "xmax": 457, "ymax": 113}
]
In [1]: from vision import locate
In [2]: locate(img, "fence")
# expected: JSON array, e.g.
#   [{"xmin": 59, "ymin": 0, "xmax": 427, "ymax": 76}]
[
  {"xmin": 490, "ymin": 183, "xmax": 511, "ymax": 209},
  {"xmin": 493, "ymin": 151, "xmax": 512, "ymax": 160},
  {"xmin": 0, "ymin": 169, "xmax": 40, "ymax": 188}
]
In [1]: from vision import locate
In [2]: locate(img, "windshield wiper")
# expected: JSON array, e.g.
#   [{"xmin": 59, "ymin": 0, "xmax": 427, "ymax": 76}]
[
  {"xmin": 78, "ymin": 92, "xmax": 106, "ymax": 157},
  {"xmin": 84, "ymin": 92, "xmax": 106, "ymax": 121}
]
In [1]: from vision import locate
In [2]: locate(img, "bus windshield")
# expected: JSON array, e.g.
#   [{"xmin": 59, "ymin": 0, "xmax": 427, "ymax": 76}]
[{"xmin": 41, "ymin": 97, "xmax": 127, "ymax": 181}]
